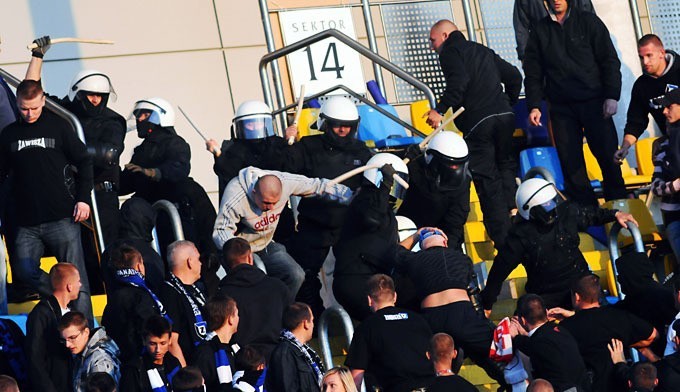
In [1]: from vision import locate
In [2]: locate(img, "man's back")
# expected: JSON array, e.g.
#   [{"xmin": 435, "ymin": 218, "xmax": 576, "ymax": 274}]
[
  {"xmin": 345, "ymin": 306, "xmax": 434, "ymax": 391},
  {"xmin": 266, "ymin": 338, "xmax": 321, "ymax": 392},
  {"xmin": 560, "ymin": 306, "xmax": 654, "ymax": 392},
  {"xmin": 218, "ymin": 263, "xmax": 291, "ymax": 359},
  {"xmin": 656, "ymin": 351, "xmax": 680, "ymax": 392}
]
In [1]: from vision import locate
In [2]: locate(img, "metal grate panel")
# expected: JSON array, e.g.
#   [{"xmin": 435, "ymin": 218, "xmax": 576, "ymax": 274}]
[
  {"xmin": 647, "ymin": 0, "xmax": 680, "ymax": 51},
  {"xmin": 478, "ymin": 0, "xmax": 524, "ymax": 90},
  {"xmin": 381, "ymin": 1, "xmax": 453, "ymax": 103}
]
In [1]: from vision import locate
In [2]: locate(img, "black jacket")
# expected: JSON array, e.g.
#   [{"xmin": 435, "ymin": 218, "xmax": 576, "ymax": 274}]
[
  {"xmin": 513, "ymin": 0, "xmax": 595, "ymax": 60},
  {"xmin": 284, "ymin": 133, "xmax": 371, "ymax": 243},
  {"xmin": 265, "ymin": 340, "xmax": 321, "ymax": 392},
  {"xmin": 192, "ymin": 336, "xmax": 238, "ymax": 392},
  {"xmin": 656, "ymin": 351, "xmax": 680, "ymax": 392},
  {"xmin": 25, "ymin": 295, "xmax": 71, "ymax": 392},
  {"xmin": 119, "ymin": 353, "xmax": 181, "ymax": 392},
  {"xmin": 524, "ymin": 7, "xmax": 621, "ymax": 109},
  {"xmin": 513, "ymin": 322, "xmax": 588, "ymax": 391},
  {"xmin": 397, "ymin": 155, "xmax": 470, "ymax": 248},
  {"xmin": 334, "ymin": 181, "xmax": 399, "ymax": 277},
  {"xmin": 625, "ymin": 51, "xmax": 680, "ymax": 138},
  {"xmin": 435, "ymin": 31, "xmax": 522, "ymax": 133},
  {"xmin": 214, "ymin": 137, "xmax": 288, "ymax": 199},
  {"xmin": 480, "ymin": 201, "xmax": 617, "ymax": 310},
  {"xmin": 217, "ymin": 264, "xmax": 292, "ymax": 360}
]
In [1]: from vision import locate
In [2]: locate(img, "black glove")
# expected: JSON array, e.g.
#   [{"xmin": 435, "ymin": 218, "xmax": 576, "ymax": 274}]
[
  {"xmin": 380, "ymin": 163, "xmax": 396, "ymax": 188},
  {"xmin": 404, "ymin": 143, "xmax": 422, "ymax": 161},
  {"xmin": 31, "ymin": 35, "xmax": 51, "ymax": 58}
]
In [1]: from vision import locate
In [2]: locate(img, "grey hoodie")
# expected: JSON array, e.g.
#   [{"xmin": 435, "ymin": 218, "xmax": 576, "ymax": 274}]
[
  {"xmin": 72, "ymin": 327, "xmax": 121, "ymax": 392},
  {"xmin": 213, "ymin": 166, "xmax": 353, "ymax": 251}
]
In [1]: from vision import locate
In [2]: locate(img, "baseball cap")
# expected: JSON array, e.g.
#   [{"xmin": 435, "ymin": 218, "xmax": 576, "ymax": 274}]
[{"xmin": 660, "ymin": 88, "xmax": 680, "ymax": 107}]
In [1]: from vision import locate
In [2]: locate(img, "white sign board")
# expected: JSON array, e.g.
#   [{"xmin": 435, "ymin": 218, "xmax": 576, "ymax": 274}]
[{"xmin": 279, "ymin": 8, "xmax": 366, "ymax": 98}]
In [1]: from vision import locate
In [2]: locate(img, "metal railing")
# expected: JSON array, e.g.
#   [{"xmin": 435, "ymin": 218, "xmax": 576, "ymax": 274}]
[
  {"xmin": 151, "ymin": 200, "xmax": 185, "ymax": 253},
  {"xmin": 259, "ymin": 28, "xmax": 437, "ymax": 133},
  {"xmin": 608, "ymin": 221, "xmax": 645, "ymax": 301},
  {"xmin": 0, "ymin": 67, "xmax": 105, "ymax": 253},
  {"xmin": 317, "ymin": 305, "xmax": 355, "ymax": 369}
]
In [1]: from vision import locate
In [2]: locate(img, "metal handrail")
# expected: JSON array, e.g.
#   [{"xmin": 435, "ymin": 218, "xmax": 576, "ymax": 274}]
[
  {"xmin": 150, "ymin": 200, "xmax": 185, "ymax": 253},
  {"xmin": 259, "ymin": 29, "xmax": 438, "ymax": 132},
  {"xmin": 271, "ymin": 84, "xmax": 426, "ymax": 138},
  {"xmin": 361, "ymin": 0, "xmax": 386, "ymax": 95},
  {"xmin": 522, "ymin": 166, "xmax": 557, "ymax": 185},
  {"xmin": 608, "ymin": 221, "xmax": 644, "ymax": 301},
  {"xmin": 0, "ymin": 67, "xmax": 105, "ymax": 253},
  {"xmin": 317, "ymin": 305, "xmax": 355, "ymax": 369}
]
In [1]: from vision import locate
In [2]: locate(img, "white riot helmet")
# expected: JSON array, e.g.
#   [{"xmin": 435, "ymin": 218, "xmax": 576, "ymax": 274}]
[
  {"xmin": 132, "ymin": 98, "xmax": 175, "ymax": 127},
  {"xmin": 232, "ymin": 100, "xmax": 275, "ymax": 140},
  {"xmin": 68, "ymin": 70, "xmax": 116, "ymax": 101},
  {"xmin": 364, "ymin": 153, "xmax": 409, "ymax": 208},
  {"xmin": 424, "ymin": 131, "xmax": 470, "ymax": 190},
  {"xmin": 396, "ymin": 215, "xmax": 418, "ymax": 242},
  {"xmin": 516, "ymin": 178, "xmax": 562, "ymax": 224},
  {"xmin": 316, "ymin": 96, "xmax": 359, "ymax": 144}
]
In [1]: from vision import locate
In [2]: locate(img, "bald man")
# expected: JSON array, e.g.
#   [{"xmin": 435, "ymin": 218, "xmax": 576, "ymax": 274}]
[
  {"xmin": 426, "ymin": 19, "xmax": 521, "ymax": 248},
  {"xmin": 527, "ymin": 379, "xmax": 554, "ymax": 392},
  {"xmin": 427, "ymin": 333, "xmax": 477, "ymax": 391},
  {"xmin": 213, "ymin": 166, "xmax": 353, "ymax": 296}
]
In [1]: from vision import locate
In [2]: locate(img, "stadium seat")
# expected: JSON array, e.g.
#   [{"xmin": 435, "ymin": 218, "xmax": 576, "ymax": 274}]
[
  {"xmin": 583, "ymin": 143, "xmax": 651, "ymax": 190},
  {"xmin": 603, "ymin": 198, "xmax": 664, "ymax": 247},
  {"xmin": 409, "ymin": 99, "xmax": 433, "ymax": 136},
  {"xmin": 635, "ymin": 136, "xmax": 658, "ymax": 177},
  {"xmin": 518, "ymin": 146, "xmax": 565, "ymax": 190},
  {"xmin": 295, "ymin": 108, "xmax": 322, "ymax": 139},
  {"xmin": 513, "ymin": 98, "xmax": 551, "ymax": 147},
  {"xmin": 356, "ymin": 104, "xmax": 423, "ymax": 148}
]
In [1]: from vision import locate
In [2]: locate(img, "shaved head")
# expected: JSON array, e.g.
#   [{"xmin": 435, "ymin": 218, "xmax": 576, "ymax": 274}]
[
  {"xmin": 252, "ymin": 174, "xmax": 282, "ymax": 211},
  {"xmin": 431, "ymin": 19, "xmax": 458, "ymax": 34},
  {"xmin": 430, "ymin": 20, "xmax": 459, "ymax": 53},
  {"xmin": 528, "ymin": 379, "xmax": 554, "ymax": 392},
  {"xmin": 430, "ymin": 333, "xmax": 456, "ymax": 363}
]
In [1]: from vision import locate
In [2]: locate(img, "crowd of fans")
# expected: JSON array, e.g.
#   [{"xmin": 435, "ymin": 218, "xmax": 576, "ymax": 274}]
[{"xmin": 1, "ymin": 0, "xmax": 680, "ymax": 391}]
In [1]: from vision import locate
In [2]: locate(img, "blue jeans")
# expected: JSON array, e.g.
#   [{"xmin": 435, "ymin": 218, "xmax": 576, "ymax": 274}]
[
  {"xmin": 254, "ymin": 241, "xmax": 305, "ymax": 297},
  {"xmin": 666, "ymin": 220, "xmax": 680, "ymax": 264},
  {"xmin": 13, "ymin": 218, "xmax": 93, "ymax": 322}
]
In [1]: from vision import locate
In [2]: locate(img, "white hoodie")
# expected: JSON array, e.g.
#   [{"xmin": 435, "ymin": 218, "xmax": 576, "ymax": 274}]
[{"xmin": 213, "ymin": 166, "xmax": 353, "ymax": 251}]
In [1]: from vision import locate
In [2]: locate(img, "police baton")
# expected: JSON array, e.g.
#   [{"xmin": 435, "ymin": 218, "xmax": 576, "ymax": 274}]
[
  {"xmin": 27, "ymin": 37, "xmax": 114, "ymax": 49},
  {"xmin": 178, "ymin": 106, "xmax": 221, "ymax": 157},
  {"xmin": 329, "ymin": 164, "xmax": 409, "ymax": 190},
  {"xmin": 404, "ymin": 106, "xmax": 465, "ymax": 165},
  {"xmin": 288, "ymin": 84, "xmax": 306, "ymax": 145}
]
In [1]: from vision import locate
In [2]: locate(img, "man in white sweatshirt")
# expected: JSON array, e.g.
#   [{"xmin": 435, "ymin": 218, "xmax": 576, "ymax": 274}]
[{"xmin": 213, "ymin": 166, "xmax": 353, "ymax": 296}]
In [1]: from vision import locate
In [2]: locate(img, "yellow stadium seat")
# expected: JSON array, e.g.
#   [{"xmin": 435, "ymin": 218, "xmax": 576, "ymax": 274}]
[
  {"xmin": 464, "ymin": 221, "xmax": 491, "ymax": 244},
  {"xmin": 635, "ymin": 137, "xmax": 659, "ymax": 177},
  {"xmin": 603, "ymin": 198, "xmax": 664, "ymax": 247},
  {"xmin": 295, "ymin": 108, "xmax": 322, "ymax": 139},
  {"xmin": 583, "ymin": 143, "xmax": 651, "ymax": 188},
  {"xmin": 466, "ymin": 241, "xmax": 496, "ymax": 263},
  {"xmin": 409, "ymin": 100, "xmax": 432, "ymax": 136}
]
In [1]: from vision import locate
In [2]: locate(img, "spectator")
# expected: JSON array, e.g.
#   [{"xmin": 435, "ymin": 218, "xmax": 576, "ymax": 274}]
[
  {"xmin": 119, "ymin": 315, "xmax": 181, "ymax": 392},
  {"xmin": 159, "ymin": 240, "xmax": 207, "ymax": 362},
  {"xmin": 630, "ymin": 363, "xmax": 658, "ymax": 392},
  {"xmin": 233, "ymin": 345, "xmax": 267, "ymax": 392},
  {"xmin": 334, "ymin": 154, "xmax": 410, "ymax": 321},
  {"xmin": 664, "ymin": 276, "xmax": 680, "ymax": 355},
  {"xmin": 102, "ymin": 244, "xmax": 181, "ymax": 364},
  {"xmin": 651, "ymin": 89, "xmax": 680, "ymax": 262},
  {"xmin": 217, "ymin": 237, "xmax": 291, "ymax": 360},
  {"xmin": 345, "ymin": 274, "xmax": 434, "ymax": 391},
  {"xmin": 171, "ymin": 367, "xmax": 204, "ymax": 392},
  {"xmin": 426, "ymin": 19, "xmax": 521, "ymax": 246},
  {"xmin": 265, "ymin": 302, "xmax": 325, "ymax": 392},
  {"xmin": 206, "ymin": 100, "xmax": 289, "ymax": 200},
  {"xmin": 283, "ymin": 96, "xmax": 372, "ymax": 320},
  {"xmin": 84, "ymin": 372, "xmax": 117, "ymax": 392},
  {"xmin": 513, "ymin": 0, "xmax": 595, "ymax": 61},
  {"xmin": 509, "ymin": 294, "xmax": 588, "ymax": 390},
  {"xmin": 426, "ymin": 333, "xmax": 476, "ymax": 391},
  {"xmin": 655, "ymin": 321, "xmax": 680, "ymax": 391},
  {"xmin": 524, "ymin": 0, "xmax": 626, "ymax": 206},
  {"xmin": 0, "ymin": 78, "xmax": 94, "ymax": 321},
  {"xmin": 0, "ymin": 319, "xmax": 26, "ymax": 391},
  {"xmin": 58, "ymin": 311, "xmax": 121, "ymax": 392},
  {"xmin": 397, "ymin": 227, "xmax": 505, "ymax": 386},
  {"xmin": 192, "ymin": 293, "xmax": 240, "ymax": 391},
  {"xmin": 119, "ymin": 97, "xmax": 217, "ymax": 270},
  {"xmin": 527, "ymin": 379, "xmax": 555, "ymax": 392},
  {"xmin": 213, "ymin": 167, "xmax": 352, "ymax": 296},
  {"xmin": 321, "ymin": 366, "xmax": 358, "ymax": 392},
  {"xmin": 481, "ymin": 178, "xmax": 636, "ymax": 310},
  {"xmin": 101, "ymin": 197, "xmax": 165, "ymax": 292},
  {"xmin": 549, "ymin": 274, "xmax": 658, "ymax": 392},
  {"xmin": 398, "ymin": 131, "xmax": 471, "ymax": 249},
  {"xmin": 616, "ymin": 34, "xmax": 680, "ymax": 163},
  {"xmin": 0, "ymin": 375, "xmax": 19, "ymax": 392},
  {"xmin": 25, "ymin": 263, "xmax": 78, "ymax": 392}
]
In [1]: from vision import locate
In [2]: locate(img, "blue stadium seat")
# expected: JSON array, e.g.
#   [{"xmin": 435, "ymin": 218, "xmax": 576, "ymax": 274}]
[
  {"xmin": 518, "ymin": 146, "xmax": 565, "ymax": 190},
  {"xmin": 356, "ymin": 104, "xmax": 423, "ymax": 148},
  {"xmin": 513, "ymin": 98, "xmax": 551, "ymax": 147}
]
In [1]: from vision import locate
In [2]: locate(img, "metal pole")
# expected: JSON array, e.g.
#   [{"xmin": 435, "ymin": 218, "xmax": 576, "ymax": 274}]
[
  {"xmin": 361, "ymin": 0, "xmax": 386, "ymax": 96},
  {"xmin": 461, "ymin": 0, "xmax": 477, "ymax": 42},
  {"xmin": 0, "ymin": 67, "xmax": 106, "ymax": 253},
  {"xmin": 317, "ymin": 305, "xmax": 355, "ymax": 368},
  {"xmin": 628, "ymin": 0, "xmax": 644, "ymax": 40},
  {"xmin": 258, "ymin": 0, "xmax": 288, "ymax": 134}
]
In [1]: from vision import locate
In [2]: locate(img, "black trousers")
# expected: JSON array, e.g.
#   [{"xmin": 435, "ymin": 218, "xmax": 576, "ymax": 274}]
[
  {"xmin": 465, "ymin": 113, "xmax": 517, "ymax": 245},
  {"xmin": 550, "ymin": 100, "xmax": 626, "ymax": 206},
  {"xmin": 422, "ymin": 301, "xmax": 507, "ymax": 387},
  {"xmin": 81, "ymin": 189, "xmax": 120, "ymax": 294}
]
